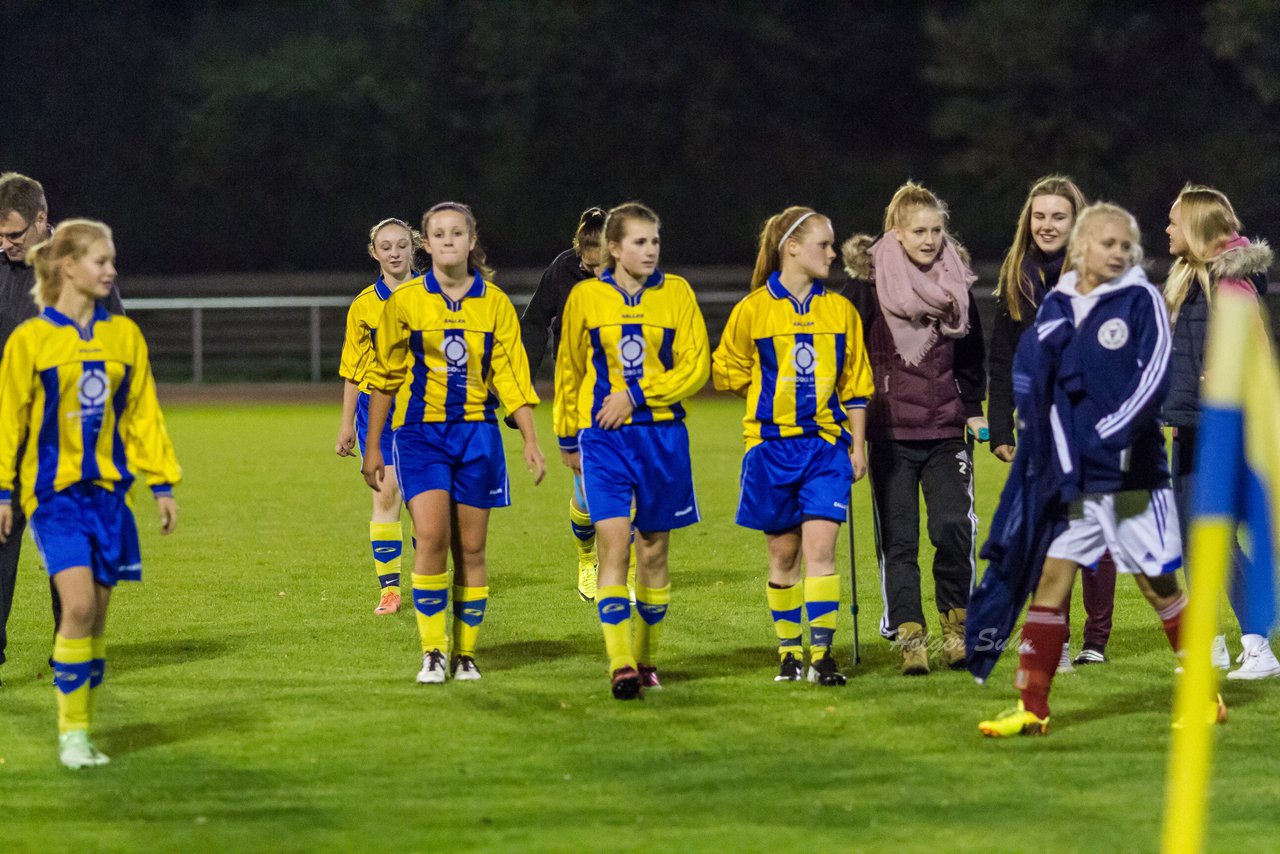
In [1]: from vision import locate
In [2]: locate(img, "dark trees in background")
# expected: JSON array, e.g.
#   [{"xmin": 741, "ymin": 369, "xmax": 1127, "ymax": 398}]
[{"xmin": 0, "ymin": 0, "xmax": 1275, "ymax": 274}]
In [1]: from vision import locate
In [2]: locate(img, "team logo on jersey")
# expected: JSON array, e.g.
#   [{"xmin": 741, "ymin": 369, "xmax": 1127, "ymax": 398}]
[
  {"xmin": 77, "ymin": 367, "xmax": 109, "ymax": 409},
  {"xmin": 1098, "ymin": 318, "xmax": 1129, "ymax": 350},
  {"xmin": 442, "ymin": 336, "xmax": 470, "ymax": 370},
  {"xmin": 790, "ymin": 341, "xmax": 817, "ymax": 376},
  {"xmin": 618, "ymin": 333, "xmax": 647, "ymax": 378}
]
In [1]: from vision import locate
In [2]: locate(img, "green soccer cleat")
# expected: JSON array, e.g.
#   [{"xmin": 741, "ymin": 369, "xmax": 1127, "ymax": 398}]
[
  {"xmin": 576, "ymin": 559, "xmax": 598, "ymax": 603},
  {"xmin": 978, "ymin": 701, "xmax": 1050, "ymax": 737}
]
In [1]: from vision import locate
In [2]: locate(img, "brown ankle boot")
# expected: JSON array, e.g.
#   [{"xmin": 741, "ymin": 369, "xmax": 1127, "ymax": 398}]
[
  {"xmin": 940, "ymin": 608, "xmax": 967, "ymax": 670},
  {"xmin": 897, "ymin": 622, "xmax": 929, "ymax": 675}
]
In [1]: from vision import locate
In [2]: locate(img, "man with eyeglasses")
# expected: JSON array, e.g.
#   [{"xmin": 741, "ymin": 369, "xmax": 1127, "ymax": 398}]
[{"xmin": 0, "ymin": 172, "xmax": 124, "ymax": 685}]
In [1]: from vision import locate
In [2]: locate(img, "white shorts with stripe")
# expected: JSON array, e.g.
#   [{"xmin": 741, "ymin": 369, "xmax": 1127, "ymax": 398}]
[{"xmin": 1046, "ymin": 488, "xmax": 1181, "ymax": 577}]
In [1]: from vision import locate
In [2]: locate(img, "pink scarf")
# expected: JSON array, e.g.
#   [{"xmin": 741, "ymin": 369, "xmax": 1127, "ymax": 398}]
[{"xmin": 871, "ymin": 235, "xmax": 975, "ymax": 366}]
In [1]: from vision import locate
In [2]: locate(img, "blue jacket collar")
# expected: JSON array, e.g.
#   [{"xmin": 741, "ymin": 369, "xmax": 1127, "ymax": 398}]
[
  {"xmin": 42, "ymin": 304, "xmax": 109, "ymax": 339},
  {"xmin": 766, "ymin": 272, "xmax": 824, "ymax": 314},
  {"xmin": 373, "ymin": 275, "xmax": 393, "ymax": 301},
  {"xmin": 424, "ymin": 270, "xmax": 485, "ymax": 309},
  {"xmin": 599, "ymin": 268, "xmax": 664, "ymax": 306}
]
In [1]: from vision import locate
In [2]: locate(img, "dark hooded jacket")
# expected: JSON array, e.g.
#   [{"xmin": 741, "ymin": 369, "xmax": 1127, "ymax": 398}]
[{"xmin": 1163, "ymin": 239, "xmax": 1272, "ymax": 428}]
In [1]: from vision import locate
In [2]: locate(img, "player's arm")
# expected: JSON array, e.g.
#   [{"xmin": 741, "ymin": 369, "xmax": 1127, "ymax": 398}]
[
  {"xmin": 336, "ymin": 301, "xmax": 367, "ymax": 456},
  {"xmin": 121, "ymin": 329, "xmax": 182, "ymax": 534},
  {"xmin": 553, "ymin": 290, "xmax": 589, "ymax": 468},
  {"xmin": 362, "ymin": 298, "xmax": 410, "ymax": 490},
  {"xmin": 841, "ymin": 303, "xmax": 875, "ymax": 482},
  {"xmin": 711, "ymin": 298, "xmax": 754, "ymax": 399},
  {"xmin": 632, "ymin": 280, "xmax": 710, "ymax": 409},
  {"xmin": 0, "ymin": 330, "xmax": 36, "ymax": 542}
]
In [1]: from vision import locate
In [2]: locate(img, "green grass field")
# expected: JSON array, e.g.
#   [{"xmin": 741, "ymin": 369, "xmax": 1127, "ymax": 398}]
[{"xmin": 2, "ymin": 395, "xmax": 1277, "ymax": 852}]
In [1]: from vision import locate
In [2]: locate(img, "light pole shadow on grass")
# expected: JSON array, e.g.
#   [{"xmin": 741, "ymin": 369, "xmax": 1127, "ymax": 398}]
[{"xmin": 110, "ymin": 634, "xmax": 250, "ymax": 671}]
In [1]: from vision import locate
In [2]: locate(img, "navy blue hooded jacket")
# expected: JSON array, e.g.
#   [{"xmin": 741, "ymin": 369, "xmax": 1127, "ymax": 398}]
[{"xmin": 967, "ymin": 264, "xmax": 1172, "ymax": 681}]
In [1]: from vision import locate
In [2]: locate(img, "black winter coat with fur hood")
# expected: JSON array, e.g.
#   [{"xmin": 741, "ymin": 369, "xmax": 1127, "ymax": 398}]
[{"xmin": 1163, "ymin": 239, "xmax": 1272, "ymax": 429}]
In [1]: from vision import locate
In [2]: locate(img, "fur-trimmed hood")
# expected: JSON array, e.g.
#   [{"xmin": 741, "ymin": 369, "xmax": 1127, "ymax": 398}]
[
  {"xmin": 1210, "ymin": 238, "xmax": 1272, "ymax": 281},
  {"xmin": 840, "ymin": 232, "xmax": 972, "ymax": 282}
]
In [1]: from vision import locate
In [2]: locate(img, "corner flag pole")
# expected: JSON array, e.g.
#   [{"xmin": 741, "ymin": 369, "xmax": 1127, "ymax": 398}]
[{"xmin": 847, "ymin": 495, "xmax": 861, "ymax": 665}]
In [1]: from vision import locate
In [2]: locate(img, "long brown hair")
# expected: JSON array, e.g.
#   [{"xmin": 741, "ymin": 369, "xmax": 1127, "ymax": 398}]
[
  {"xmin": 996, "ymin": 175, "xmax": 1087, "ymax": 322},
  {"xmin": 1164, "ymin": 184, "xmax": 1241, "ymax": 321},
  {"xmin": 421, "ymin": 202, "xmax": 494, "ymax": 279},
  {"xmin": 750, "ymin": 206, "xmax": 826, "ymax": 290},
  {"xmin": 26, "ymin": 219, "xmax": 112, "ymax": 308}
]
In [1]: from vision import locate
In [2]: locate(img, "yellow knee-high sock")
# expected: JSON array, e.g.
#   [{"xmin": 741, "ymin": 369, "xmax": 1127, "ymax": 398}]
[
  {"xmin": 370, "ymin": 521, "xmax": 403, "ymax": 594},
  {"xmin": 52, "ymin": 634, "xmax": 93, "ymax": 734},
  {"xmin": 451, "ymin": 585, "xmax": 489, "ymax": 659},
  {"xmin": 597, "ymin": 584, "xmax": 635, "ymax": 672},
  {"xmin": 805, "ymin": 574, "xmax": 840, "ymax": 662},
  {"xmin": 568, "ymin": 501, "xmax": 596, "ymax": 564},
  {"xmin": 88, "ymin": 635, "xmax": 107, "ymax": 724},
  {"xmin": 767, "ymin": 583, "xmax": 804, "ymax": 660},
  {"xmin": 633, "ymin": 583, "xmax": 670, "ymax": 665},
  {"xmin": 411, "ymin": 573, "xmax": 450, "ymax": 655}
]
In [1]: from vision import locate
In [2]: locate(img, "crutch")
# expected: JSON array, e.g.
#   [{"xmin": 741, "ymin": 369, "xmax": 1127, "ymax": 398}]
[{"xmin": 847, "ymin": 495, "xmax": 861, "ymax": 665}]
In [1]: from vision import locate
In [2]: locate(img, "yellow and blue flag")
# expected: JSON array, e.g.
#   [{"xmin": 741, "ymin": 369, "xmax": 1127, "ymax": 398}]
[{"xmin": 1163, "ymin": 287, "xmax": 1279, "ymax": 853}]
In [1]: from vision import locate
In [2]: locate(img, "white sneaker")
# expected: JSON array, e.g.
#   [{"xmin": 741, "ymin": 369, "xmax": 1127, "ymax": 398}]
[
  {"xmin": 1057, "ymin": 641, "xmax": 1075, "ymax": 674},
  {"xmin": 1227, "ymin": 635, "xmax": 1280, "ymax": 680},
  {"xmin": 452, "ymin": 655, "xmax": 482, "ymax": 681},
  {"xmin": 1211, "ymin": 634, "xmax": 1230, "ymax": 670},
  {"xmin": 416, "ymin": 649, "xmax": 448, "ymax": 684},
  {"xmin": 59, "ymin": 730, "xmax": 106, "ymax": 769}
]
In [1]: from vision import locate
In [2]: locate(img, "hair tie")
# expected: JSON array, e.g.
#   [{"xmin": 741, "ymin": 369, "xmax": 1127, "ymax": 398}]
[{"xmin": 778, "ymin": 212, "xmax": 816, "ymax": 250}]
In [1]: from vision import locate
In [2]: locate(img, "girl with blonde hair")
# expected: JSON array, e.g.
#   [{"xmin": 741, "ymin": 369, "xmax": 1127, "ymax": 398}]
[
  {"xmin": 989, "ymin": 175, "xmax": 1117, "ymax": 669},
  {"xmin": 714, "ymin": 206, "xmax": 873, "ymax": 685},
  {"xmin": 0, "ymin": 220, "xmax": 181, "ymax": 767},
  {"xmin": 337, "ymin": 218, "xmax": 423, "ymax": 616},
  {"xmin": 842, "ymin": 181, "xmax": 987, "ymax": 676},
  {"xmin": 1164, "ymin": 184, "xmax": 1277, "ymax": 679},
  {"xmin": 976, "ymin": 203, "xmax": 1226, "ymax": 736}
]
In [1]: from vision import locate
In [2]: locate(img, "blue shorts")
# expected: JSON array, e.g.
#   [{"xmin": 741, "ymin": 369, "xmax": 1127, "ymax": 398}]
[
  {"xmin": 355, "ymin": 391, "xmax": 396, "ymax": 460},
  {"xmin": 579, "ymin": 423, "xmax": 698, "ymax": 532},
  {"xmin": 393, "ymin": 420, "xmax": 509, "ymax": 508},
  {"xmin": 29, "ymin": 484, "xmax": 142, "ymax": 587},
  {"xmin": 736, "ymin": 436, "xmax": 852, "ymax": 533}
]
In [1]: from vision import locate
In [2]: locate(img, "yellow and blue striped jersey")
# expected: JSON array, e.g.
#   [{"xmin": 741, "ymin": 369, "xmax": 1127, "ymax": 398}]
[
  {"xmin": 554, "ymin": 269, "xmax": 710, "ymax": 450},
  {"xmin": 365, "ymin": 271, "xmax": 539, "ymax": 428},
  {"xmin": 0, "ymin": 306, "xmax": 182, "ymax": 516},
  {"xmin": 713, "ymin": 273, "xmax": 874, "ymax": 450},
  {"xmin": 339, "ymin": 275, "xmax": 398, "ymax": 392}
]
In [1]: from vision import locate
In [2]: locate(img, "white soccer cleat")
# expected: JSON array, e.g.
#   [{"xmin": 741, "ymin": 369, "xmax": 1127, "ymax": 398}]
[
  {"xmin": 1227, "ymin": 635, "xmax": 1280, "ymax": 680},
  {"xmin": 416, "ymin": 649, "xmax": 448, "ymax": 684},
  {"xmin": 451, "ymin": 655, "xmax": 482, "ymax": 681},
  {"xmin": 59, "ymin": 730, "xmax": 102, "ymax": 770},
  {"xmin": 1056, "ymin": 641, "xmax": 1075, "ymax": 674},
  {"xmin": 1211, "ymin": 634, "xmax": 1231, "ymax": 670}
]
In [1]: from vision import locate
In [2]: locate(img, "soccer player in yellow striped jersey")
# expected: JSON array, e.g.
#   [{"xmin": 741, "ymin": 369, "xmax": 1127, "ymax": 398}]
[
  {"xmin": 554, "ymin": 202, "xmax": 710, "ymax": 699},
  {"xmin": 361, "ymin": 202, "xmax": 546, "ymax": 686},
  {"xmin": 0, "ymin": 221, "xmax": 180, "ymax": 769},
  {"xmin": 713, "ymin": 207, "xmax": 873, "ymax": 687},
  {"xmin": 336, "ymin": 218, "xmax": 422, "ymax": 617}
]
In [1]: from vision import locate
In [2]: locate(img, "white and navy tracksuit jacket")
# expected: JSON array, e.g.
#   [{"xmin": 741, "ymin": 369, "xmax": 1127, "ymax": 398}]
[{"xmin": 1036, "ymin": 265, "xmax": 1172, "ymax": 500}]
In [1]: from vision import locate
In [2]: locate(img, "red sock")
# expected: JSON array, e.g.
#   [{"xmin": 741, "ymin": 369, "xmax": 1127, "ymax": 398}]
[
  {"xmin": 1015, "ymin": 606, "xmax": 1068, "ymax": 719},
  {"xmin": 1157, "ymin": 593, "xmax": 1186, "ymax": 653}
]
